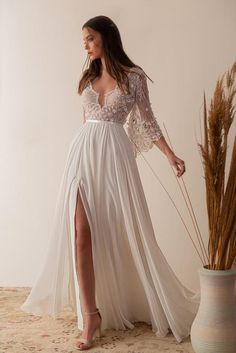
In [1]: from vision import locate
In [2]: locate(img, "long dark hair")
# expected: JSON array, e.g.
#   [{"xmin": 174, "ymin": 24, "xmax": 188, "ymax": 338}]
[{"xmin": 78, "ymin": 15, "xmax": 152, "ymax": 95}]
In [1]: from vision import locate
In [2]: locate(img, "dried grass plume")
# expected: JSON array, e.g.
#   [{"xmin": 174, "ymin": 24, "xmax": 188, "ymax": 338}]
[{"xmin": 198, "ymin": 61, "xmax": 236, "ymax": 270}]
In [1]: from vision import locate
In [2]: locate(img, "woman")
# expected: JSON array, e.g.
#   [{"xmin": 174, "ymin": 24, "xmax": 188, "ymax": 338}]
[{"xmin": 21, "ymin": 15, "xmax": 200, "ymax": 351}]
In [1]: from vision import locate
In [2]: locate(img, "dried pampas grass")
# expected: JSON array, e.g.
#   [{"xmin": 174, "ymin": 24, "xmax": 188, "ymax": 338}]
[{"xmin": 198, "ymin": 61, "xmax": 236, "ymax": 270}]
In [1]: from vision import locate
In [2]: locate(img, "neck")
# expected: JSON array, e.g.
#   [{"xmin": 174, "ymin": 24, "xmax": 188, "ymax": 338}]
[{"xmin": 100, "ymin": 57, "xmax": 107, "ymax": 73}]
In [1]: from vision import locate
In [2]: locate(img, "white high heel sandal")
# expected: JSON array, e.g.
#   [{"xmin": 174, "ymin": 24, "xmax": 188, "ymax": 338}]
[{"xmin": 76, "ymin": 308, "xmax": 102, "ymax": 350}]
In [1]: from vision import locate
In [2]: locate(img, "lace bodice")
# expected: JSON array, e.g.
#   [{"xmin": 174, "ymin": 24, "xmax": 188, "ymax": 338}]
[{"xmin": 81, "ymin": 67, "xmax": 163, "ymax": 157}]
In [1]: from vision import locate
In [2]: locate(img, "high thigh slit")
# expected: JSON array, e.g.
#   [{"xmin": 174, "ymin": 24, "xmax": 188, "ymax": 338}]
[
  {"xmin": 73, "ymin": 185, "xmax": 93, "ymax": 314},
  {"xmin": 74, "ymin": 184, "xmax": 92, "ymax": 279},
  {"xmin": 20, "ymin": 66, "xmax": 200, "ymax": 343}
]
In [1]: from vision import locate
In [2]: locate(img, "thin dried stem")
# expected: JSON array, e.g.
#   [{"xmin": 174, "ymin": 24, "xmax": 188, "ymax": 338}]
[
  {"xmin": 129, "ymin": 136, "xmax": 205, "ymax": 264},
  {"xmin": 163, "ymin": 124, "xmax": 208, "ymax": 264}
]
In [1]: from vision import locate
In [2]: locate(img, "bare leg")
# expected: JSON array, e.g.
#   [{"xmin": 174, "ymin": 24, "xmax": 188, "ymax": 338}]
[{"xmin": 74, "ymin": 189, "xmax": 101, "ymax": 349}]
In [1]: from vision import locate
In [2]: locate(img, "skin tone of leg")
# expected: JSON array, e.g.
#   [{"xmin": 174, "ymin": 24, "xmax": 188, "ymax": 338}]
[{"xmin": 74, "ymin": 189, "xmax": 101, "ymax": 349}]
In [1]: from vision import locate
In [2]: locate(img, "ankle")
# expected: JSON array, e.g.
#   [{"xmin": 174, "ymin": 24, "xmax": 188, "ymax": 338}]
[{"xmin": 84, "ymin": 307, "xmax": 99, "ymax": 315}]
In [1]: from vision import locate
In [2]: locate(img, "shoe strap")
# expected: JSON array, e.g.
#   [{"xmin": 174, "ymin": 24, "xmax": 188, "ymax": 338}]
[
  {"xmin": 78, "ymin": 337, "xmax": 90, "ymax": 344},
  {"xmin": 84, "ymin": 308, "xmax": 99, "ymax": 315}
]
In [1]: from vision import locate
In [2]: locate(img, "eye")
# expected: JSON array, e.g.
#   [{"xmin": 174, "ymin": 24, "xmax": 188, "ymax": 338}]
[{"xmin": 83, "ymin": 36, "xmax": 93, "ymax": 45}]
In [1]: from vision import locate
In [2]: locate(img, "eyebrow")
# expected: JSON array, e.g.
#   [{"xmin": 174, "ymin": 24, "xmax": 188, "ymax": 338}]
[{"xmin": 83, "ymin": 34, "xmax": 93, "ymax": 41}]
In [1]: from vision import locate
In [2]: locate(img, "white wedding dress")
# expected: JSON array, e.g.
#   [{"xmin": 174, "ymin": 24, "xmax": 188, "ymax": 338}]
[{"xmin": 20, "ymin": 66, "xmax": 200, "ymax": 343}]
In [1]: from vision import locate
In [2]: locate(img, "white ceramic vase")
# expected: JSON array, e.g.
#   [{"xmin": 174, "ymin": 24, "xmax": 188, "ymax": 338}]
[{"xmin": 190, "ymin": 266, "xmax": 236, "ymax": 353}]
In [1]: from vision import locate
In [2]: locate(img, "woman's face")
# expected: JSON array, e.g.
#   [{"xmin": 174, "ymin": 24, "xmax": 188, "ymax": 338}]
[{"xmin": 82, "ymin": 27, "xmax": 103, "ymax": 60}]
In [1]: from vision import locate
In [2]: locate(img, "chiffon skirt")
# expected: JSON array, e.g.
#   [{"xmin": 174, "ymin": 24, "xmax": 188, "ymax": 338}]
[{"xmin": 20, "ymin": 119, "xmax": 200, "ymax": 343}]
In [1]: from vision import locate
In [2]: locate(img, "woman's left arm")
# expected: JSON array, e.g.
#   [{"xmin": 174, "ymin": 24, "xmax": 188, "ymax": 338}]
[
  {"xmin": 153, "ymin": 136, "xmax": 185, "ymax": 177},
  {"xmin": 134, "ymin": 70, "xmax": 185, "ymax": 177}
]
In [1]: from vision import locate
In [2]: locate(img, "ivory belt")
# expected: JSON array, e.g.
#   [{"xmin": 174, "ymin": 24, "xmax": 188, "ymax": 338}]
[{"xmin": 86, "ymin": 118, "xmax": 123, "ymax": 125}]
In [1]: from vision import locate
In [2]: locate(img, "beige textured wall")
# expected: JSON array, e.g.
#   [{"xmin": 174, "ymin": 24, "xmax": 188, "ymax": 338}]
[{"xmin": 0, "ymin": 0, "xmax": 235, "ymax": 291}]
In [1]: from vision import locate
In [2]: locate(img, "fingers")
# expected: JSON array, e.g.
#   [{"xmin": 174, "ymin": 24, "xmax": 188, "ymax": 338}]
[
  {"xmin": 168, "ymin": 154, "xmax": 186, "ymax": 177},
  {"xmin": 176, "ymin": 159, "xmax": 185, "ymax": 177}
]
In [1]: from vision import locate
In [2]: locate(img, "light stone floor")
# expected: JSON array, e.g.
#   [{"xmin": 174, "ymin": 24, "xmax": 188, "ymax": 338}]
[{"xmin": 0, "ymin": 287, "xmax": 195, "ymax": 353}]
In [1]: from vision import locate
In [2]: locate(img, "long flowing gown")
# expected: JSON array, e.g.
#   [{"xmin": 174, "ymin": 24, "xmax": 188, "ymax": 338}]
[{"xmin": 20, "ymin": 66, "xmax": 200, "ymax": 343}]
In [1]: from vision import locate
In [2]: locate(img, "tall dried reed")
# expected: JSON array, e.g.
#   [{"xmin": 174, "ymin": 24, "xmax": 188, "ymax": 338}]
[{"xmin": 198, "ymin": 61, "xmax": 236, "ymax": 270}]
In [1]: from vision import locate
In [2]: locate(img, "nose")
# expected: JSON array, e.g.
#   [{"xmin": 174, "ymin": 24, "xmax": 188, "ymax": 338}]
[{"xmin": 83, "ymin": 41, "xmax": 89, "ymax": 50}]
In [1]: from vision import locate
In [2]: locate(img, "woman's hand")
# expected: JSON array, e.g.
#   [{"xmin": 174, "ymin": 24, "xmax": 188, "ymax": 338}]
[
  {"xmin": 166, "ymin": 152, "xmax": 186, "ymax": 177},
  {"xmin": 153, "ymin": 137, "xmax": 186, "ymax": 177}
]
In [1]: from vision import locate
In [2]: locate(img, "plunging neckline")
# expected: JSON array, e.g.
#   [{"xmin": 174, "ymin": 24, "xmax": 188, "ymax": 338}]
[
  {"xmin": 88, "ymin": 69, "xmax": 135, "ymax": 109},
  {"xmin": 89, "ymin": 81, "xmax": 119, "ymax": 109},
  {"xmin": 89, "ymin": 81, "xmax": 118, "ymax": 96}
]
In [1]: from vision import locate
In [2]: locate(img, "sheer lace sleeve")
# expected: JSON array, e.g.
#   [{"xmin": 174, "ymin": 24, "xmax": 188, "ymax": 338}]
[{"xmin": 126, "ymin": 69, "xmax": 163, "ymax": 158}]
